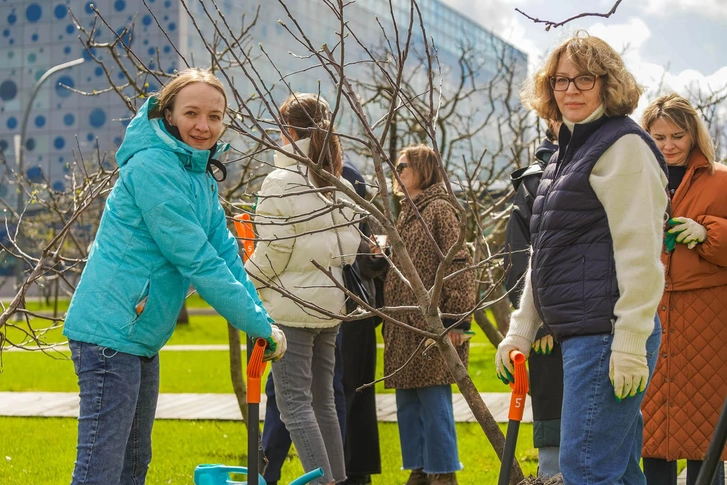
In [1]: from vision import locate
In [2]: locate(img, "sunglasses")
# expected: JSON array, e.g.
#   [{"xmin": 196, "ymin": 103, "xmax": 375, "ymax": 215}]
[{"xmin": 395, "ymin": 162, "xmax": 408, "ymax": 174}]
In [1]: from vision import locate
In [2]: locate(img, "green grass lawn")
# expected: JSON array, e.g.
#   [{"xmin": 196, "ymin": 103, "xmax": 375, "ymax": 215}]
[
  {"xmin": 1, "ymin": 300, "xmax": 527, "ymax": 484},
  {"xmin": 1, "ymin": 311, "xmax": 506, "ymax": 395},
  {"xmin": 0, "ymin": 417, "xmax": 538, "ymax": 485}
]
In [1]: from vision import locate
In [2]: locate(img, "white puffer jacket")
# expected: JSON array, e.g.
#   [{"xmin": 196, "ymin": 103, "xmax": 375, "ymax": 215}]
[{"xmin": 245, "ymin": 139, "xmax": 361, "ymax": 328}]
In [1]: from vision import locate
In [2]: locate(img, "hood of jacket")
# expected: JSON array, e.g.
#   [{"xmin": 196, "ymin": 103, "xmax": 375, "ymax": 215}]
[
  {"xmin": 274, "ymin": 138, "xmax": 311, "ymax": 169},
  {"xmin": 534, "ymin": 139, "xmax": 558, "ymax": 163},
  {"xmin": 116, "ymin": 97, "xmax": 229, "ymax": 173}
]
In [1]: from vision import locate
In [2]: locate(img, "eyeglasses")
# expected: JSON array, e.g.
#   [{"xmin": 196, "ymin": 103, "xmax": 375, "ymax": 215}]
[
  {"xmin": 549, "ymin": 74, "xmax": 598, "ymax": 92},
  {"xmin": 395, "ymin": 162, "xmax": 408, "ymax": 174}
]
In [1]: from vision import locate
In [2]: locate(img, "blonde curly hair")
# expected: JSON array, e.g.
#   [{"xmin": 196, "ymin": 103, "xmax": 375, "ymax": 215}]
[{"xmin": 521, "ymin": 31, "xmax": 643, "ymax": 122}]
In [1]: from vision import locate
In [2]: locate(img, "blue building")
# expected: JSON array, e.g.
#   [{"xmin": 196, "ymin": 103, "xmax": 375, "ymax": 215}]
[{"xmin": 0, "ymin": 0, "xmax": 526, "ymax": 200}]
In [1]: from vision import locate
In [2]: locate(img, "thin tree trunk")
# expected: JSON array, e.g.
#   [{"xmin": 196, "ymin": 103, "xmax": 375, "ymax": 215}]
[
  {"xmin": 227, "ymin": 323, "xmax": 249, "ymax": 426},
  {"xmin": 176, "ymin": 301, "xmax": 189, "ymax": 324},
  {"xmin": 490, "ymin": 283, "xmax": 513, "ymax": 336},
  {"xmin": 436, "ymin": 339, "xmax": 525, "ymax": 484},
  {"xmin": 473, "ymin": 308, "xmax": 503, "ymax": 347}
]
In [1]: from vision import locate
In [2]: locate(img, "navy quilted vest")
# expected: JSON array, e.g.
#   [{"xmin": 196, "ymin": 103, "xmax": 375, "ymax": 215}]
[{"xmin": 530, "ymin": 115, "xmax": 667, "ymax": 340}]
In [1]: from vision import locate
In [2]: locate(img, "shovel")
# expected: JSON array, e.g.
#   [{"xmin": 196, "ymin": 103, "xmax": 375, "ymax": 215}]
[
  {"xmin": 497, "ymin": 350, "xmax": 529, "ymax": 485},
  {"xmin": 695, "ymin": 390, "xmax": 727, "ymax": 485},
  {"xmin": 194, "ymin": 338, "xmax": 324, "ymax": 485}
]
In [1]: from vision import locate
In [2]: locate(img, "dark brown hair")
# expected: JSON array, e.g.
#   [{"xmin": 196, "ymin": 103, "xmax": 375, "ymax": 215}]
[{"xmin": 280, "ymin": 93, "xmax": 342, "ymax": 188}]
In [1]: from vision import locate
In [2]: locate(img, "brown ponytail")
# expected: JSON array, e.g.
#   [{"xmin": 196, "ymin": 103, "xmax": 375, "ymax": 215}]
[{"xmin": 280, "ymin": 93, "xmax": 342, "ymax": 188}]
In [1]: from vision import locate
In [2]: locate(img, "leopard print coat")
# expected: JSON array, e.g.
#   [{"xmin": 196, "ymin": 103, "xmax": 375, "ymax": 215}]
[{"xmin": 383, "ymin": 184, "xmax": 475, "ymax": 389}]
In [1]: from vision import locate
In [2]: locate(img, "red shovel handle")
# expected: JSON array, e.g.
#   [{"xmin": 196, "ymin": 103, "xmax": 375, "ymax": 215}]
[{"xmin": 508, "ymin": 350, "xmax": 529, "ymax": 421}]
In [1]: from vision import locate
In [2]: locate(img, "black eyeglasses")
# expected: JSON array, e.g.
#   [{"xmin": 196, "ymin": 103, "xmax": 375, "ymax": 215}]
[
  {"xmin": 395, "ymin": 162, "xmax": 408, "ymax": 174},
  {"xmin": 549, "ymin": 74, "xmax": 599, "ymax": 92}
]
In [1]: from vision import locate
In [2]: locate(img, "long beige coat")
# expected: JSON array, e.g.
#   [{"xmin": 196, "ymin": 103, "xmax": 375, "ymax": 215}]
[{"xmin": 383, "ymin": 184, "xmax": 475, "ymax": 389}]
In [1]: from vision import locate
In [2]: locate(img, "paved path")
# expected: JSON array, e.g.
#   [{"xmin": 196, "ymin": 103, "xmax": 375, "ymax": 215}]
[{"xmin": 0, "ymin": 391, "xmax": 530, "ymax": 423}]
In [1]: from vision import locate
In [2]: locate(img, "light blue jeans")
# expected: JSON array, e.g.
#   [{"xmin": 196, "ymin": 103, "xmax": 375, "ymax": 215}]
[
  {"xmin": 559, "ymin": 316, "xmax": 661, "ymax": 485},
  {"xmin": 395, "ymin": 385, "xmax": 462, "ymax": 474},
  {"xmin": 69, "ymin": 340, "xmax": 159, "ymax": 485},
  {"xmin": 271, "ymin": 325, "xmax": 345, "ymax": 484}
]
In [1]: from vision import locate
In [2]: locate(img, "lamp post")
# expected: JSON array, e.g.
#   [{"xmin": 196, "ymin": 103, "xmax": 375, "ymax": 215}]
[{"xmin": 13, "ymin": 57, "xmax": 84, "ymax": 291}]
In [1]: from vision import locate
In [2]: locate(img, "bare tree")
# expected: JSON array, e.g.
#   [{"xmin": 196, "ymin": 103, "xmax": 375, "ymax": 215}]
[
  {"xmin": 516, "ymin": 0, "xmax": 623, "ymax": 31},
  {"xmin": 3, "ymin": 1, "xmax": 653, "ymax": 482}
]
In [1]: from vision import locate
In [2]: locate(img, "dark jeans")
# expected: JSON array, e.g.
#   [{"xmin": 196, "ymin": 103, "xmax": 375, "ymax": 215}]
[
  {"xmin": 69, "ymin": 340, "xmax": 159, "ymax": 485},
  {"xmin": 644, "ymin": 458, "xmax": 725, "ymax": 485},
  {"xmin": 262, "ymin": 329, "xmax": 346, "ymax": 485}
]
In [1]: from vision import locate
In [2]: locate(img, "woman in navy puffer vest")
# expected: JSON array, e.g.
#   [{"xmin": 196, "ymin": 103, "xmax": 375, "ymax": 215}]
[{"xmin": 495, "ymin": 32, "xmax": 668, "ymax": 485}]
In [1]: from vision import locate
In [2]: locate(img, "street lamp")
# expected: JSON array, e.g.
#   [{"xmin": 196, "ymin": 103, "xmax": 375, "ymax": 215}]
[{"xmin": 13, "ymin": 57, "xmax": 85, "ymax": 291}]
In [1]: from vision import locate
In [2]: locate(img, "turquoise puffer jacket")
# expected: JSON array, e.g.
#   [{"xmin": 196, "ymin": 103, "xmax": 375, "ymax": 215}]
[{"xmin": 63, "ymin": 98, "xmax": 272, "ymax": 357}]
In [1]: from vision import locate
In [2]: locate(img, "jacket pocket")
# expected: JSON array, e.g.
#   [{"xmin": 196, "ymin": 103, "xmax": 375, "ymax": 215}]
[{"xmin": 132, "ymin": 280, "xmax": 151, "ymax": 322}]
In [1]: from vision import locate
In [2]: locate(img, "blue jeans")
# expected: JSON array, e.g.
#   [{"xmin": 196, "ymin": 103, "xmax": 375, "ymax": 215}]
[
  {"xmin": 271, "ymin": 325, "xmax": 345, "ymax": 484},
  {"xmin": 262, "ymin": 329, "xmax": 346, "ymax": 484},
  {"xmin": 559, "ymin": 317, "xmax": 661, "ymax": 485},
  {"xmin": 69, "ymin": 340, "xmax": 159, "ymax": 485},
  {"xmin": 395, "ymin": 385, "xmax": 462, "ymax": 474}
]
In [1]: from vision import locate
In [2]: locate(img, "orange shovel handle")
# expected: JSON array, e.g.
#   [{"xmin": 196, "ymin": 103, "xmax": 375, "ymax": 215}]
[
  {"xmin": 247, "ymin": 338, "xmax": 268, "ymax": 404},
  {"xmin": 233, "ymin": 213, "xmax": 255, "ymax": 262},
  {"xmin": 507, "ymin": 350, "xmax": 529, "ymax": 421}
]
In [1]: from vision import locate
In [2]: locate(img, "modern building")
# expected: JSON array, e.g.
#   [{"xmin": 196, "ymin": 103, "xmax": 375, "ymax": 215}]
[{"xmin": 0, "ymin": 0, "xmax": 527, "ymax": 201}]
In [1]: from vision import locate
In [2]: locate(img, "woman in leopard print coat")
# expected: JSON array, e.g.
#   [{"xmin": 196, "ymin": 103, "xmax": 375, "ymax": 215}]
[{"xmin": 383, "ymin": 144, "xmax": 475, "ymax": 485}]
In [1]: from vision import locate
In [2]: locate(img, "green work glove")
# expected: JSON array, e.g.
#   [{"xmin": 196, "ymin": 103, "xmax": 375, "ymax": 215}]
[
  {"xmin": 609, "ymin": 349, "xmax": 649, "ymax": 401},
  {"xmin": 664, "ymin": 219, "xmax": 679, "ymax": 253},
  {"xmin": 532, "ymin": 334, "xmax": 554, "ymax": 355},
  {"xmin": 264, "ymin": 325, "xmax": 287, "ymax": 362},
  {"xmin": 495, "ymin": 334, "xmax": 532, "ymax": 385},
  {"xmin": 668, "ymin": 217, "xmax": 707, "ymax": 250}
]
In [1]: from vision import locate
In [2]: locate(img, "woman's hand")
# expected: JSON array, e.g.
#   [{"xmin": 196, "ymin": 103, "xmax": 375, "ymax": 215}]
[
  {"xmin": 264, "ymin": 325, "xmax": 287, "ymax": 362},
  {"xmin": 449, "ymin": 330, "xmax": 465, "ymax": 347},
  {"xmin": 668, "ymin": 217, "xmax": 707, "ymax": 249},
  {"xmin": 495, "ymin": 334, "xmax": 532, "ymax": 384},
  {"xmin": 532, "ymin": 334, "xmax": 554, "ymax": 355}
]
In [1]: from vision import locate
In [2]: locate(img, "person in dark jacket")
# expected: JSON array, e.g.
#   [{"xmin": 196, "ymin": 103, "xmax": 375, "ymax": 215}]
[
  {"xmin": 495, "ymin": 32, "xmax": 668, "ymax": 484},
  {"xmin": 340, "ymin": 156, "xmax": 385, "ymax": 485},
  {"xmin": 63, "ymin": 68, "xmax": 286, "ymax": 485},
  {"xmin": 504, "ymin": 121, "xmax": 559, "ymax": 304},
  {"xmin": 503, "ymin": 119, "xmax": 563, "ymax": 479}
]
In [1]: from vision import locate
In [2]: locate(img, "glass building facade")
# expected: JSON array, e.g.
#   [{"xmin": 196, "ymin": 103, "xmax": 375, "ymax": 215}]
[{"xmin": 0, "ymin": 0, "xmax": 526, "ymax": 199}]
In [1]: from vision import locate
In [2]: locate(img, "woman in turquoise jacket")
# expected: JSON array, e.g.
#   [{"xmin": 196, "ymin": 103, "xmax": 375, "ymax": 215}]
[{"xmin": 63, "ymin": 68, "xmax": 285, "ymax": 485}]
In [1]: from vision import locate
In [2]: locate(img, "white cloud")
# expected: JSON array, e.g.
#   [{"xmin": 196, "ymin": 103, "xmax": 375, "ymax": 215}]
[
  {"xmin": 440, "ymin": 0, "xmax": 547, "ymax": 68},
  {"xmin": 639, "ymin": 0, "xmax": 727, "ymax": 19},
  {"xmin": 441, "ymin": 0, "xmax": 727, "ymax": 120}
]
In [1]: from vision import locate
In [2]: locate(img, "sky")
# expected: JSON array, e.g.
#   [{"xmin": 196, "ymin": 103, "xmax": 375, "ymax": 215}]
[{"xmin": 440, "ymin": 0, "xmax": 727, "ymax": 118}]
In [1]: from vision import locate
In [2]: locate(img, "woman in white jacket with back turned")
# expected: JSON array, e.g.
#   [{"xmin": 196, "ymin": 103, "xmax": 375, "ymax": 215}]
[{"xmin": 245, "ymin": 93, "xmax": 360, "ymax": 485}]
